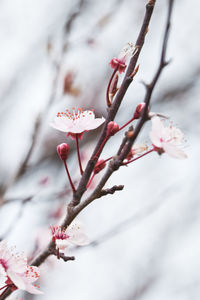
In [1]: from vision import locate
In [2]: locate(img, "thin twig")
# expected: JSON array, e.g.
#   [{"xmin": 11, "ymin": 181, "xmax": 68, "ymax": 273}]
[{"xmin": 51, "ymin": 249, "xmax": 75, "ymax": 262}]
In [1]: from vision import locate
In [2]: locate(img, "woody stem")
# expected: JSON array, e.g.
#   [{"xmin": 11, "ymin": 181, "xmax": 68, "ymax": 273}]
[
  {"xmin": 75, "ymin": 134, "xmax": 83, "ymax": 175},
  {"xmin": 63, "ymin": 161, "xmax": 76, "ymax": 193},
  {"xmin": 0, "ymin": 287, "xmax": 10, "ymax": 297},
  {"xmin": 106, "ymin": 68, "xmax": 117, "ymax": 107},
  {"xmin": 87, "ymin": 173, "xmax": 95, "ymax": 188}
]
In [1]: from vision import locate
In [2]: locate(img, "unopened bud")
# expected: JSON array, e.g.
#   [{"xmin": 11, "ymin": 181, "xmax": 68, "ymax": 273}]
[
  {"xmin": 94, "ymin": 159, "xmax": 106, "ymax": 174},
  {"xmin": 133, "ymin": 102, "xmax": 147, "ymax": 119},
  {"xmin": 107, "ymin": 121, "xmax": 119, "ymax": 136},
  {"xmin": 57, "ymin": 143, "xmax": 70, "ymax": 161},
  {"xmin": 127, "ymin": 130, "xmax": 134, "ymax": 138}
]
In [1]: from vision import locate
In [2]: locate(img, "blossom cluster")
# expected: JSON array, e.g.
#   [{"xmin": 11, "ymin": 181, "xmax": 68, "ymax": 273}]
[
  {"xmin": 51, "ymin": 221, "xmax": 89, "ymax": 252},
  {"xmin": 0, "ymin": 241, "xmax": 42, "ymax": 295}
]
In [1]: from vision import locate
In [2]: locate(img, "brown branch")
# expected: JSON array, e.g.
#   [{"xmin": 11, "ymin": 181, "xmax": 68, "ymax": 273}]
[
  {"xmin": 118, "ymin": 0, "xmax": 174, "ymax": 163},
  {"xmin": 117, "ymin": 126, "xmax": 133, "ymax": 156},
  {"xmin": 71, "ymin": 0, "xmax": 156, "ymax": 207},
  {"xmin": 51, "ymin": 249, "xmax": 75, "ymax": 262},
  {"xmin": 0, "ymin": 197, "xmax": 32, "ymax": 241},
  {"xmin": 89, "ymin": 199, "xmax": 165, "ymax": 247},
  {"xmin": 97, "ymin": 185, "xmax": 124, "ymax": 198}
]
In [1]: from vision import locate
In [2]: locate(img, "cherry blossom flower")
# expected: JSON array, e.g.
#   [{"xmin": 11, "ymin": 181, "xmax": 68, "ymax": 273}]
[
  {"xmin": 149, "ymin": 116, "xmax": 187, "ymax": 159},
  {"xmin": 109, "ymin": 42, "xmax": 134, "ymax": 74},
  {"xmin": 50, "ymin": 108, "xmax": 105, "ymax": 139},
  {"xmin": 0, "ymin": 241, "xmax": 42, "ymax": 295},
  {"xmin": 51, "ymin": 220, "xmax": 89, "ymax": 251}
]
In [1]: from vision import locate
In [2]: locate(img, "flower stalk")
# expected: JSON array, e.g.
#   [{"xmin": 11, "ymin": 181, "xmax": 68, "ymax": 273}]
[
  {"xmin": 75, "ymin": 134, "xmax": 83, "ymax": 175},
  {"xmin": 63, "ymin": 161, "xmax": 76, "ymax": 193}
]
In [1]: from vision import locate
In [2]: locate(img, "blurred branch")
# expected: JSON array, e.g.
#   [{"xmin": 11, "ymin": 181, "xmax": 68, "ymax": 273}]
[
  {"xmin": 15, "ymin": 117, "xmax": 41, "ymax": 180},
  {"xmin": 155, "ymin": 66, "xmax": 200, "ymax": 103},
  {"xmin": 0, "ymin": 197, "xmax": 32, "ymax": 241},
  {"xmin": 89, "ymin": 199, "xmax": 164, "ymax": 247},
  {"xmin": 118, "ymin": 0, "xmax": 174, "ymax": 162},
  {"xmin": 0, "ymin": 0, "xmax": 86, "ymax": 210},
  {"xmin": 65, "ymin": 0, "xmax": 85, "ymax": 34}
]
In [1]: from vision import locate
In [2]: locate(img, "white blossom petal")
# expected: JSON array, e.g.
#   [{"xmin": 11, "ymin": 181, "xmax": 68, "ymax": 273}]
[
  {"xmin": 162, "ymin": 142, "xmax": 187, "ymax": 159},
  {"xmin": 50, "ymin": 109, "xmax": 105, "ymax": 134},
  {"xmin": 67, "ymin": 221, "xmax": 89, "ymax": 246}
]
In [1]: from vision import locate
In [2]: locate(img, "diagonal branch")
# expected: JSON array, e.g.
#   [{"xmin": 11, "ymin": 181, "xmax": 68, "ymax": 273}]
[{"xmin": 71, "ymin": 1, "xmax": 156, "ymax": 207}]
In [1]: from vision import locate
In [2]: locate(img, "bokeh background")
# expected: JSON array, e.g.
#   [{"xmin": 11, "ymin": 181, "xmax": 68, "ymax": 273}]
[{"xmin": 0, "ymin": 0, "xmax": 199, "ymax": 299}]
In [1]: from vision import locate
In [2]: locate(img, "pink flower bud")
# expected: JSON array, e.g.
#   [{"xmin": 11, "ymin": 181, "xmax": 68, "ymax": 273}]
[
  {"xmin": 133, "ymin": 102, "xmax": 147, "ymax": 119},
  {"xmin": 94, "ymin": 159, "xmax": 106, "ymax": 174},
  {"xmin": 109, "ymin": 58, "xmax": 127, "ymax": 74},
  {"xmin": 57, "ymin": 143, "xmax": 69, "ymax": 161},
  {"xmin": 109, "ymin": 43, "xmax": 134, "ymax": 74},
  {"xmin": 107, "ymin": 121, "xmax": 119, "ymax": 136}
]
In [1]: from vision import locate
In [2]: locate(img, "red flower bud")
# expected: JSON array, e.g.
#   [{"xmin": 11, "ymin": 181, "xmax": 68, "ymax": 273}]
[
  {"xmin": 57, "ymin": 143, "xmax": 70, "ymax": 161},
  {"xmin": 94, "ymin": 159, "xmax": 106, "ymax": 174},
  {"xmin": 109, "ymin": 58, "xmax": 126, "ymax": 74},
  {"xmin": 133, "ymin": 102, "xmax": 147, "ymax": 119},
  {"xmin": 107, "ymin": 121, "xmax": 119, "ymax": 136}
]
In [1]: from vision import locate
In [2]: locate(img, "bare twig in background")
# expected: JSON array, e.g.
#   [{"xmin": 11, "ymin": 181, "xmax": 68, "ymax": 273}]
[
  {"xmin": 88, "ymin": 198, "xmax": 164, "ymax": 247},
  {"xmin": 0, "ymin": 0, "xmax": 86, "ymax": 209},
  {"xmin": 0, "ymin": 197, "xmax": 32, "ymax": 241}
]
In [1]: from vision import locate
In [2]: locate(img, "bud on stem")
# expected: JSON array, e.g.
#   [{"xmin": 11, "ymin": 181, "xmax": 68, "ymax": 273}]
[{"xmin": 57, "ymin": 143, "xmax": 70, "ymax": 161}]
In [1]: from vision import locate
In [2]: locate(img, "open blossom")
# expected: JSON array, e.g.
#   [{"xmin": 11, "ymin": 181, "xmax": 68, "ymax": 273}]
[
  {"xmin": 0, "ymin": 241, "xmax": 42, "ymax": 295},
  {"xmin": 109, "ymin": 42, "xmax": 134, "ymax": 74},
  {"xmin": 150, "ymin": 116, "xmax": 187, "ymax": 159},
  {"xmin": 50, "ymin": 108, "xmax": 105, "ymax": 139},
  {"xmin": 51, "ymin": 220, "xmax": 89, "ymax": 251}
]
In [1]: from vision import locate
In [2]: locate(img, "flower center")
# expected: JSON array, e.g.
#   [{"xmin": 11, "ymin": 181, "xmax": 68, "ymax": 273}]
[
  {"xmin": 25, "ymin": 266, "xmax": 40, "ymax": 279},
  {"xmin": 56, "ymin": 107, "xmax": 93, "ymax": 121}
]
